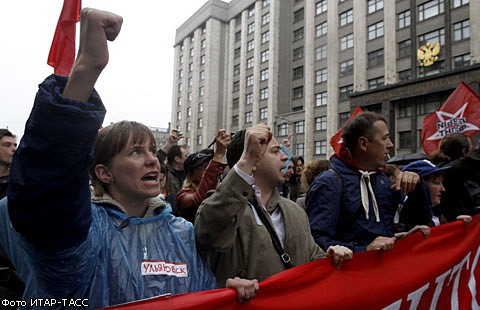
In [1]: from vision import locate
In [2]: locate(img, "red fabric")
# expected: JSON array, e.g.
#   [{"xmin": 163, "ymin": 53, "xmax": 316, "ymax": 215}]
[
  {"xmin": 422, "ymin": 82, "xmax": 480, "ymax": 155},
  {"xmin": 105, "ymin": 216, "xmax": 480, "ymax": 310},
  {"xmin": 330, "ymin": 106, "xmax": 363, "ymax": 155},
  {"xmin": 47, "ymin": 0, "xmax": 81, "ymax": 76}
]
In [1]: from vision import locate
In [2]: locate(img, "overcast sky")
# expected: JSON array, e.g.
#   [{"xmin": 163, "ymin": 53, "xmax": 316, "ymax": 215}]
[{"xmin": 1, "ymin": 0, "xmax": 212, "ymax": 138}]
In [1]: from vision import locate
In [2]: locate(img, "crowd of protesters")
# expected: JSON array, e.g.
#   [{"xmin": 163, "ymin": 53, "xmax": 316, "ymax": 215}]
[{"xmin": 0, "ymin": 7, "xmax": 479, "ymax": 309}]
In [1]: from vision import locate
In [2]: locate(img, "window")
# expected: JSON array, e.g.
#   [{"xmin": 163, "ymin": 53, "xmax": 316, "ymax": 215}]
[
  {"xmin": 197, "ymin": 135, "xmax": 202, "ymax": 146},
  {"xmin": 315, "ymin": 45, "xmax": 327, "ymax": 60},
  {"xmin": 453, "ymin": 53, "xmax": 470, "ymax": 69},
  {"xmin": 198, "ymin": 118, "xmax": 203, "ymax": 129},
  {"xmin": 315, "ymin": 92, "xmax": 327, "ymax": 106},
  {"xmin": 190, "ymin": 48, "xmax": 194, "ymax": 57},
  {"xmin": 340, "ymin": 33, "xmax": 354, "ymax": 50},
  {"xmin": 234, "ymin": 47, "xmax": 241, "ymax": 59},
  {"xmin": 198, "ymin": 102, "xmax": 204, "ymax": 112},
  {"xmin": 399, "ymin": 131, "xmax": 411, "ymax": 149},
  {"xmin": 262, "ymin": 0, "xmax": 270, "ymax": 7},
  {"xmin": 261, "ymin": 50, "xmax": 269, "ymax": 63},
  {"xmin": 248, "ymin": 6, "xmax": 255, "ymax": 17},
  {"xmin": 235, "ymin": 14, "xmax": 242, "ymax": 25},
  {"xmin": 200, "ymin": 55, "xmax": 205, "ymax": 64},
  {"xmin": 246, "ymin": 75, "xmax": 254, "ymax": 87},
  {"xmin": 187, "ymin": 107, "xmax": 192, "ymax": 116},
  {"xmin": 234, "ymin": 64, "xmax": 240, "ymax": 76},
  {"xmin": 260, "ymin": 87, "xmax": 268, "ymax": 100},
  {"xmin": 418, "ymin": 28, "xmax": 445, "ymax": 46},
  {"xmin": 316, "ymin": 22, "xmax": 327, "ymax": 37},
  {"xmin": 261, "ymin": 68, "xmax": 269, "ymax": 81},
  {"xmin": 293, "ymin": 86, "xmax": 304, "ymax": 99},
  {"xmin": 262, "ymin": 13, "xmax": 270, "ymax": 25},
  {"xmin": 368, "ymin": 21, "xmax": 384, "ymax": 40},
  {"xmin": 189, "ymin": 63, "xmax": 194, "ymax": 72},
  {"xmin": 339, "ymin": 59, "xmax": 354, "ymax": 77},
  {"xmin": 245, "ymin": 111, "xmax": 253, "ymax": 123},
  {"xmin": 201, "ymin": 39, "xmax": 206, "ymax": 49},
  {"xmin": 177, "ymin": 97, "xmax": 182, "ymax": 106},
  {"xmin": 418, "ymin": 0, "xmax": 444, "ymax": 22},
  {"xmin": 295, "ymin": 143, "xmax": 305, "ymax": 156},
  {"xmin": 315, "ymin": 116, "xmax": 327, "ymax": 131},
  {"xmin": 315, "ymin": 140, "xmax": 327, "ymax": 155},
  {"xmin": 398, "ymin": 10, "xmax": 411, "ymax": 29},
  {"xmin": 230, "ymin": 115, "xmax": 238, "ymax": 127},
  {"xmin": 186, "ymin": 122, "xmax": 191, "ymax": 132},
  {"xmin": 178, "ymin": 83, "xmax": 183, "ymax": 92},
  {"xmin": 247, "ymin": 57, "xmax": 254, "ymax": 68},
  {"xmin": 246, "ymin": 93, "xmax": 253, "ymax": 105},
  {"xmin": 233, "ymin": 81, "xmax": 240, "ymax": 92},
  {"xmin": 368, "ymin": 77, "xmax": 384, "ymax": 89},
  {"xmin": 339, "ymin": 111, "xmax": 350, "ymax": 126},
  {"xmin": 368, "ymin": 49, "xmax": 384, "ymax": 67},
  {"xmin": 453, "ymin": 20, "xmax": 470, "ymax": 42},
  {"xmin": 293, "ymin": 47, "xmax": 304, "ymax": 60},
  {"xmin": 199, "ymin": 70, "xmax": 205, "ymax": 80},
  {"xmin": 278, "ymin": 123, "xmax": 288, "ymax": 136},
  {"xmin": 399, "ymin": 102, "xmax": 412, "ymax": 118},
  {"xmin": 247, "ymin": 40, "xmax": 254, "ymax": 51},
  {"xmin": 294, "ymin": 8, "xmax": 304, "ymax": 23},
  {"xmin": 260, "ymin": 107, "xmax": 268, "ymax": 120},
  {"xmin": 233, "ymin": 98, "xmax": 239, "ymax": 109},
  {"xmin": 188, "ymin": 77, "xmax": 193, "ymax": 87},
  {"xmin": 248, "ymin": 22, "xmax": 255, "ymax": 34},
  {"xmin": 315, "ymin": 68, "xmax": 327, "ymax": 83},
  {"xmin": 417, "ymin": 101, "xmax": 439, "ymax": 115},
  {"xmin": 339, "ymin": 85, "xmax": 353, "ymax": 101},
  {"xmin": 293, "ymin": 28, "xmax": 304, "ymax": 41},
  {"xmin": 293, "ymin": 66, "xmax": 303, "ymax": 80},
  {"xmin": 368, "ymin": 0, "xmax": 384, "ymax": 14},
  {"xmin": 340, "ymin": 9, "xmax": 353, "ymax": 26},
  {"xmin": 179, "ymin": 55, "xmax": 184, "ymax": 64},
  {"xmin": 199, "ymin": 86, "xmax": 204, "ymax": 96},
  {"xmin": 179, "ymin": 69, "xmax": 183, "ymax": 78},
  {"xmin": 398, "ymin": 39, "xmax": 411, "ymax": 58},
  {"xmin": 452, "ymin": 0, "xmax": 469, "ymax": 8},
  {"xmin": 316, "ymin": 0, "xmax": 327, "ymax": 15},
  {"xmin": 418, "ymin": 60, "xmax": 445, "ymax": 77},
  {"xmin": 235, "ymin": 31, "xmax": 241, "ymax": 42},
  {"xmin": 295, "ymin": 121, "xmax": 305, "ymax": 134},
  {"xmin": 398, "ymin": 69, "xmax": 412, "ymax": 81},
  {"xmin": 261, "ymin": 31, "xmax": 269, "ymax": 44},
  {"xmin": 177, "ymin": 111, "xmax": 182, "ymax": 120}
]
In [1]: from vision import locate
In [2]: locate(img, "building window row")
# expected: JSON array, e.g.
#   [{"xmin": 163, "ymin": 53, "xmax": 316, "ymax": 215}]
[
  {"xmin": 316, "ymin": 0, "xmax": 327, "ymax": 15},
  {"xmin": 418, "ymin": 0, "xmax": 444, "ymax": 22}
]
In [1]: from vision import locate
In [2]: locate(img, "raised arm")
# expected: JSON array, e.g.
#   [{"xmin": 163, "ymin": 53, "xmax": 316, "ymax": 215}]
[{"xmin": 7, "ymin": 8, "xmax": 122, "ymax": 251}]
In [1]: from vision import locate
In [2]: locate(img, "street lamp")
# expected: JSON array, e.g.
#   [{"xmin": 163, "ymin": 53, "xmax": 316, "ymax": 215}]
[{"xmin": 277, "ymin": 116, "xmax": 297, "ymax": 156}]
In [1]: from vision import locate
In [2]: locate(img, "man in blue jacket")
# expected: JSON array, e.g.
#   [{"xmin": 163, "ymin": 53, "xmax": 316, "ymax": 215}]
[{"xmin": 306, "ymin": 112, "xmax": 420, "ymax": 252}]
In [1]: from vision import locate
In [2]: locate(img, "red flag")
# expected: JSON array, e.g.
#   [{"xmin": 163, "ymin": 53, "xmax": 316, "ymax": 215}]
[
  {"xmin": 422, "ymin": 82, "xmax": 480, "ymax": 155},
  {"xmin": 329, "ymin": 106, "xmax": 363, "ymax": 155},
  {"xmin": 47, "ymin": 0, "xmax": 82, "ymax": 76}
]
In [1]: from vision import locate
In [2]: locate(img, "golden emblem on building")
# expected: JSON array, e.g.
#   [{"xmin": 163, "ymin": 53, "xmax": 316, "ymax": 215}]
[{"xmin": 417, "ymin": 42, "xmax": 440, "ymax": 67}]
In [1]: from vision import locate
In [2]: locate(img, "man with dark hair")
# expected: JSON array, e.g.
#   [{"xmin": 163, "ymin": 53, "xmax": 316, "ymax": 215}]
[
  {"xmin": 0, "ymin": 129, "xmax": 22, "ymax": 302},
  {"xmin": 163, "ymin": 144, "xmax": 187, "ymax": 214},
  {"xmin": 195, "ymin": 124, "xmax": 352, "ymax": 287},
  {"xmin": 306, "ymin": 112, "xmax": 420, "ymax": 253},
  {"xmin": 0, "ymin": 129, "xmax": 17, "ymax": 199}
]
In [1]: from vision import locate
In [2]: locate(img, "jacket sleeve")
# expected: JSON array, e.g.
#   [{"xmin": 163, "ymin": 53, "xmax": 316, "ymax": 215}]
[
  {"xmin": 7, "ymin": 74, "xmax": 106, "ymax": 251},
  {"xmin": 305, "ymin": 171, "xmax": 366, "ymax": 252},
  {"xmin": 194, "ymin": 169, "xmax": 253, "ymax": 252},
  {"xmin": 176, "ymin": 160, "xmax": 225, "ymax": 222}
]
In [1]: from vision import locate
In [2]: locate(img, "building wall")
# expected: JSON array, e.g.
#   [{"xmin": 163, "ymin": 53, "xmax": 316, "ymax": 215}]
[{"xmin": 171, "ymin": 0, "xmax": 480, "ymax": 160}]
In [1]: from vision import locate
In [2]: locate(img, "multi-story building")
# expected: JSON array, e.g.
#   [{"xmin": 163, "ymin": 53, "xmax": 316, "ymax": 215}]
[{"xmin": 171, "ymin": 0, "xmax": 480, "ymax": 162}]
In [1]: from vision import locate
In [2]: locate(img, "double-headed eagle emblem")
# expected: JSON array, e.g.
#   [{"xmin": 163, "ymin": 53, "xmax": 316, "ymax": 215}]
[{"xmin": 417, "ymin": 42, "xmax": 440, "ymax": 67}]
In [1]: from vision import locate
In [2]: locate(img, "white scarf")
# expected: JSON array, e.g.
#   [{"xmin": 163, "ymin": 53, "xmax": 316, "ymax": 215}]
[{"xmin": 359, "ymin": 170, "xmax": 380, "ymax": 222}]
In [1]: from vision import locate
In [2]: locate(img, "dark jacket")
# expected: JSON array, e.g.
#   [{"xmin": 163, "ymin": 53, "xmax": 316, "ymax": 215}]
[{"xmin": 306, "ymin": 156, "xmax": 400, "ymax": 252}]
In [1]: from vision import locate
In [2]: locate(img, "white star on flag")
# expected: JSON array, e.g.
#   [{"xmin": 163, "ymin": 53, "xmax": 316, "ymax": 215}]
[{"xmin": 427, "ymin": 102, "xmax": 480, "ymax": 140}]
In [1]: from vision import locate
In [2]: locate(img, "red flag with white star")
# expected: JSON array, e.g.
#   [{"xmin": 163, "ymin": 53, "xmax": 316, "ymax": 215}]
[
  {"xmin": 47, "ymin": 0, "xmax": 82, "ymax": 76},
  {"xmin": 329, "ymin": 106, "xmax": 363, "ymax": 155},
  {"xmin": 422, "ymin": 82, "xmax": 480, "ymax": 155}
]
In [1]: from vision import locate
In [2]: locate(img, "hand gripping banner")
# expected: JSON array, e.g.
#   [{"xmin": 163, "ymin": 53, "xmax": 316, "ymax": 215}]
[{"xmin": 106, "ymin": 216, "xmax": 480, "ymax": 309}]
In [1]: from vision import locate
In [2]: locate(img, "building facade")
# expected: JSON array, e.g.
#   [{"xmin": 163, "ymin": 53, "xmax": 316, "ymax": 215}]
[{"xmin": 171, "ymin": 0, "xmax": 480, "ymax": 162}]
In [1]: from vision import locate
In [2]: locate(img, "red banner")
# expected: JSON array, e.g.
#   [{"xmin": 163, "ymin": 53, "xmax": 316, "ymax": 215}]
[
  {"xmin": 422, "ymin": 82, "xmax": 480, "ymax": 155},
  {"xmin": 47, "ymin": 0, "xmax": 82, "ymax": 76},
  {"xmin": 106, "ymin": 216, "xmax": 480, "ymax": 310},
  {"xmin": 330, "ymin": 106, "xmax": 363, "ymax": 155}
]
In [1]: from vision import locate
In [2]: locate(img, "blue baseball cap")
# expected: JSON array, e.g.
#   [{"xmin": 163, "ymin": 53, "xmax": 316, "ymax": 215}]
[{"xmin": 401, "ymin": 159, "xmax": 450, "ymax": 177}]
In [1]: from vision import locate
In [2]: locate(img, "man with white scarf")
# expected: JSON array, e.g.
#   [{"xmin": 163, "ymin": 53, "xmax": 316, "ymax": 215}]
[{"xmin": 306, "ymin": 112, "xmax": 419, "ymax": 252}]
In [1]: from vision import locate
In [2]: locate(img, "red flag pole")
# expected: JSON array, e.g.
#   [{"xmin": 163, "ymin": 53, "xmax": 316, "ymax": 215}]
[{"xmin": 47, "ymin": 0, "xmax": 82, "ymax": 76}]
